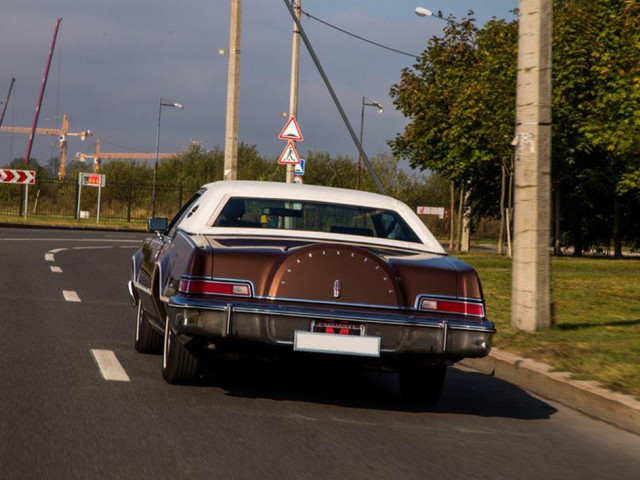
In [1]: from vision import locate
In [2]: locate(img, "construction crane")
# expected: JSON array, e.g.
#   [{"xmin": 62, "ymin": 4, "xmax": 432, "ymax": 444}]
[
  {"xmin": 1, "ymin": 113, "xmax": 92, "ymax": 178},
  {"xmin": 75, "ymin": 138, "xmax": 176, "ymax": 172}
]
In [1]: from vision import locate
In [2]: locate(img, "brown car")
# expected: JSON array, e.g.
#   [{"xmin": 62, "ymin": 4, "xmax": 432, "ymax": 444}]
[{"xmin": 128, "ymin": 181, "xmax": 495, "ymax": 403}]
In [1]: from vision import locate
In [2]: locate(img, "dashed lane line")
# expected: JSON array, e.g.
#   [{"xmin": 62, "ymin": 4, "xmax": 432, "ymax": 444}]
[
  {"xmin": 63, "ymin": 290, "xmax": 81, "ymax": 302},
  {"xmin": 90, "ymin": 349, "xmax": 130, "ymax": 382},
  {"xmin": 44, "ymin": 253, "xmax": 55, "ymax": 262},
  {"xmin": 50, "ymin": 266, "xmax": 62, "ymax": 273}
]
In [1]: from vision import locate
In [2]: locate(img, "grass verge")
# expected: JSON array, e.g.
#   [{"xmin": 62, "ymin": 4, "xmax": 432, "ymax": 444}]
[
  {"xmin": 0, "ymin": 213, "xmax": 147, "ymax": 231},
  {"xmin": 457, "ymin": 251, "xmax": 640, "ymax": 400}
]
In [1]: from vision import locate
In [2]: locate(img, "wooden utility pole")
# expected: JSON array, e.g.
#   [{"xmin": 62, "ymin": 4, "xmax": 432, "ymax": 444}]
[
  {"xmin": 223, "ymin": 0, "xmax": 242, "ymax": 181},
  {"xmin": 512, "ymin": 0, "xmax": 553, "ymax": 331},
  {"xmin": 286, "ymin": 0, "xmax": 301, "ymax": 184}
]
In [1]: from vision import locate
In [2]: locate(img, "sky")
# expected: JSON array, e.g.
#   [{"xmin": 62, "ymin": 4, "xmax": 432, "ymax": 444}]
[{"xmin": 0, "ymin": 0, "xmax": 518, "ymax": 172}]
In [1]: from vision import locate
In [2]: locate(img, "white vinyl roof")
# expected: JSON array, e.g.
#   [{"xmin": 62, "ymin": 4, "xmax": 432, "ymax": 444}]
[{"xmin": 177, "ymin": 181, "xmax": 445, "ymax": 254}]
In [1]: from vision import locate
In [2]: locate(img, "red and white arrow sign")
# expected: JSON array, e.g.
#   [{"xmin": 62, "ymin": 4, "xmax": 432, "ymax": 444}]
[{"xmin": 0, "ymin": 169, "xmax": 36, "ymax": 184}]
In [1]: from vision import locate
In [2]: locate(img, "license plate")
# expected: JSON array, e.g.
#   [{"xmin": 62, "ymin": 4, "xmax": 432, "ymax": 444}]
[
  {"xmin": 294, "ymin": 331, "xmax": 381, "ymax": 357},
  {"xmin": 311, "ymin": 320, "xmax": 364, "ymax": 336}
]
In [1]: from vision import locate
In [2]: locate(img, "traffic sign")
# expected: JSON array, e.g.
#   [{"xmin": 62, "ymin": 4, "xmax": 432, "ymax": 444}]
[
  {"xmin": 416, "ymin": 206, "xmax": 445, "ymax": 219},
  {"xmin": 278, "ymin": 116, "xmax": 303, "ymax": 141},
  {"xmin": 278, "ymin": 140, "xmax": 301, "ymax": 165},
  {"xmin": 0, "ymin": 169, "xmax": 35, "ymax": 184},
  {"xmin": 79, "ymin": 172, "xmax": 105, "ymax": 187},
  {"xmin": 293, "ymin": 175, "xmax": 303, "ymax": 184},
  {"xmin": 294, "ymin": 158, "xmax": 306, "ymax": 176}
]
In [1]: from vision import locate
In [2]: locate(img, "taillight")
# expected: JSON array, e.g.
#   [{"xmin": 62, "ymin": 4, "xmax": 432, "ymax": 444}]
[
  {"xmin": 179, "ymin": 277, "xmax": 253, "ymax": 297},
  {"xmin": 418, "ymin": 296, "xmax": 485, "ymax": 318}
]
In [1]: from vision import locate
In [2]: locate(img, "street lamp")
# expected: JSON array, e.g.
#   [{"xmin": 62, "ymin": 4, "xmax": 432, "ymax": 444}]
[
  {"xmin": 357, "ymin": 97, "xmax": 383, "ymax": 190},
  {"xmin": 152, "ymin": 96, "xmax": 183, "ymax": 217},
  {"xmin": 415, "ymin": 7, "xmax": 444, "ymax": 20}
]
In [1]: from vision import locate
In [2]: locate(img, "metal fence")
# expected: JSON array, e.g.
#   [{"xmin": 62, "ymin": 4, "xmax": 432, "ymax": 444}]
[{"xmin": 0, "ymin": 178, "xmax": 200, "ymax": 223}]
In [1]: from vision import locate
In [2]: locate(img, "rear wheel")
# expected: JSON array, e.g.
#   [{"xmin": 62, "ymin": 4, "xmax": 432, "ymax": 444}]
[
  {"xmin": 162, "ymin": 316, "xmax": 199, "ymax": 384},
  {"xmin": 399, "ymin": 364, "xmax": 447, "ymax": 405},
  {"xmin": 134, "ymin": 300, "xmax": 162, "ymax": 354}
]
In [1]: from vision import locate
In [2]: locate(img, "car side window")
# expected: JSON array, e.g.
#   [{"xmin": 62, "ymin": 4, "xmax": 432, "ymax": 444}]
[{"xmin": 166, "ymin": 191, "xmax": 203, "ymax": 237}]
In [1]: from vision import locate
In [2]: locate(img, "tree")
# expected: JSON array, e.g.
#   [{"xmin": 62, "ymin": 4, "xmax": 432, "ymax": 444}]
[
  {"xmin": 553, "ymin": 0, "xmax": 640, "ymax": 256},
  {"xmin": 389, "ymin": 13, "xmax": 517, "ymax": 252}
]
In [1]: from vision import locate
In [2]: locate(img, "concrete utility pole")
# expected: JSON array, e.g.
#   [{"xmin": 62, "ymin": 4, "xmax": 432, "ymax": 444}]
[
  {"xmin": 512, "ymin": 0, "xmax": 553, "ymax": 331},
  {"xmin": 224, "ymin": 0, "xmax": 242, "ymax": 181},
  {"xmin": 286, "ymin": 0, "xmax": 301, "ymax": 184}
]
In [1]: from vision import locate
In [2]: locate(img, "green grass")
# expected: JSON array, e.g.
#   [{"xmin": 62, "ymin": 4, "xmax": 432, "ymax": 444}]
[
  {"xmin": 457, "ymin": 252, "xmax": 640, "ymax": 400},
  {"xmin": 0, "ymin": 213, "xmax": 147, "ymax": 231}
]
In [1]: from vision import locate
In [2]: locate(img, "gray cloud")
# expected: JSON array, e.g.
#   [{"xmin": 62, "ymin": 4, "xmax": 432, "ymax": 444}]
[{"xmin": 0, "ymin": 0, "xmax": 517, "ymax": 171}]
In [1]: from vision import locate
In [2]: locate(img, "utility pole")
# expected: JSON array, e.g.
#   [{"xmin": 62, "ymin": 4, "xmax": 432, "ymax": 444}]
[
  {"xmin": 512, "ymin": 0, "xmax": 553, "ymax": 331},
  {"xmin": 224, "ymin": 0, "xmax": 242, "ymax": 181},
  {"xmin": 286, "ymin": 0, "xmax": 301, "ymax": 184}
]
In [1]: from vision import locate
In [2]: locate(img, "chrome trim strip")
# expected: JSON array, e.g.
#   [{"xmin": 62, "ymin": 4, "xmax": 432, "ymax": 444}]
[
  {"xmin": 131, "ymin": 254, "xmax": 139, "ymax": 284},
  {"xmin": 225, "ymin": 303, "xmax": 232, "ymax": 336},
  {"xmin": 253, "ymin": 295, "xmax": 405, "ymax": 311},
  {"xmin": 127, "ymin": 281, "xmax": 136, "ymax": 307},
  {"xmin": 442, "ymin": 320, "xmax": 448, "ymax": 352},
  {"xmin": 166, "ymin": 295, "xmax": 496, "ymax": 333}
]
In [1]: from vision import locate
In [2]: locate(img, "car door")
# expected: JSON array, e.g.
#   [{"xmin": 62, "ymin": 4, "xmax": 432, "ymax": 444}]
[{"xmin": 137, "ymin": 190, "xmax": 204, "ymax": 324}]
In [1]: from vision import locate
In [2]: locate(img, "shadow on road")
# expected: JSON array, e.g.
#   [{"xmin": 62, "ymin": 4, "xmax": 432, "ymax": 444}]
[{"xmin": 196, "ymin": 356, "xmax": 557, "ymax": 421}]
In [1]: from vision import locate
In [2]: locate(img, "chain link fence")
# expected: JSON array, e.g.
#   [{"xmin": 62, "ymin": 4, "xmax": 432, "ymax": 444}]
[{"xmin": 0, "ymin": 178, "xmax": 200, "ymax": 223}]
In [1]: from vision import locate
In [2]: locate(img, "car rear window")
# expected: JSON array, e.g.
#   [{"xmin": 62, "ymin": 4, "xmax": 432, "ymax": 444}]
[{"xmin": 212, "ymin": 197, "xmax": 421, "ymax": 243}]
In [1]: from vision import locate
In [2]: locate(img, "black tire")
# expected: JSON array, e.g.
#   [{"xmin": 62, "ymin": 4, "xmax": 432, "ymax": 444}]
[
  {"xmin": 162, "ymin": 316, "xmax": 199, "ymax": 384},
  {"xmin": 399, "ymin": 364, "xmax": 447, "ymax": 405},
  {"xmin": 135, "ymin": 300, "xmax": 163, "ymax": 354}
]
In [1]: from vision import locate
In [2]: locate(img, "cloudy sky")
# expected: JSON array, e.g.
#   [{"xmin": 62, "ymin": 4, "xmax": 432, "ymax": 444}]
[{"xmin": 0, "ymin": 0, "xmax": 517, "ymax": 171}]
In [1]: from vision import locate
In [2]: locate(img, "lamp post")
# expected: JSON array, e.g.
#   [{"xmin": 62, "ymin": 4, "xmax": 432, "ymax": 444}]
[
  {"xmin": 152, "ymin": 96, "xmax": 183, "ymax": 217},
  {"xmin": 357, "ymin": 97, "xmax": 383, "ymax": 190},
  {"xmin": 415, "ymin": 6, "xmax": 463, "ymax": 27}
]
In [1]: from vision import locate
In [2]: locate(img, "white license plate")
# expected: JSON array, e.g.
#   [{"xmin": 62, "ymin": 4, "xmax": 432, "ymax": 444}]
[{"xmin": 294, "ymin": 331, "xmax": 381, "ymax": 357}]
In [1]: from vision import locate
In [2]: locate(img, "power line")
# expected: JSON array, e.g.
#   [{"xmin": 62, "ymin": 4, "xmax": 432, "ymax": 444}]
[{"xmin": 301, "ymin": 9, "xmax": 420, "ymax": 60}]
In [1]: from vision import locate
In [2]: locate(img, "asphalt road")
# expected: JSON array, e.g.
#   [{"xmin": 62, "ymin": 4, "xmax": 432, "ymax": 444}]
[{"xmin": 1, "ymin": 226, "xmax": 640, "ymax": 480}]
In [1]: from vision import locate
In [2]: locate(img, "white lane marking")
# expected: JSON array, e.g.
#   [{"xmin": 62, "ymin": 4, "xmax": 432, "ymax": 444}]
[
  {"xmin": 63, "ymin": 290, "xmax": 81, "ymax": 302},
  {"xmin": 50, "ymin": 248, "xmax": 68, "ymax": 253},
  {"xmin": 44, "ymin": 253, "xmax": 55, "ymax": 262},
  {"xmin": 50, "ymin": 266, "xmax": 63, "ymax": 273},
  {"xmin": 90, "ymin": 349, "xmax": 130, "ymax": 382},
  {"xmin": 72, "ymin": 246, "xmax": 115, "ymax": 250}
]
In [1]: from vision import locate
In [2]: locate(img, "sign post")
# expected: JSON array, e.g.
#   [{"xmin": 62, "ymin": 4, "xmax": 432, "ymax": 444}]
[
  {"xmin": 77, "ymin": 172, "xmax": 105, "ymax": 223},
  {"xmin": 0, "ymin": 169, "xmax": 36, "ymax": 219}
]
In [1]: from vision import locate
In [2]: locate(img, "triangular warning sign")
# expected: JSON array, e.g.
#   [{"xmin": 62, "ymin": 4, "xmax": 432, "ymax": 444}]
[
  {"xmin": 278, "ymin": 140, "xmax": 301, "ymax": 165},
  {"xmin": 278, "ymin": 116, "xmax": 303, "ymax": 141}
]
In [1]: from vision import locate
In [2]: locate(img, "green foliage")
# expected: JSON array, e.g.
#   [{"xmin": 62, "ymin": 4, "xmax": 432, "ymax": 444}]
[
  {"xmin": 391, "ymin": 2, "xmax": 640, "ymax": 252},
  {"xmin": 389, "ymin": 13, "xmax": 517, "ymax": 218}
]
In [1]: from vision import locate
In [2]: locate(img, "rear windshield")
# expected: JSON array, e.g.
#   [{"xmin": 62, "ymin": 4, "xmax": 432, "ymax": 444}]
[{"xmin": 212, "ymin": 197, "xmax": 421, "ymax": 243}]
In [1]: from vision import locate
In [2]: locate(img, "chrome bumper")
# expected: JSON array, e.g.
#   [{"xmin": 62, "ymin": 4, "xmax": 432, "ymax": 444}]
[{"xmin": 166, "ymin": 294, "xmax": 495, "ymax": 360}]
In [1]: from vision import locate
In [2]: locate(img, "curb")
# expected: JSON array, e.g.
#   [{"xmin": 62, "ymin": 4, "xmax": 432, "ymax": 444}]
[{"xmin": 459, "ymin": 348, "xmax": 640, "ymax": 437}]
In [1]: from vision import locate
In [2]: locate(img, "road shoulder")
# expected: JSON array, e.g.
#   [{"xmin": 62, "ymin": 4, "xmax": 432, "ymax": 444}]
[{"xmin": 461, "ymin": 348, "xmax": 640, "ymax": 436}]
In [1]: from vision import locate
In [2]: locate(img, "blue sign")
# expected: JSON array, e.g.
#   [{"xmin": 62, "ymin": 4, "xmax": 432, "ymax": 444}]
[{"xmin": 294, "ymin": 158, "xmax": 306, "ymax": 176}]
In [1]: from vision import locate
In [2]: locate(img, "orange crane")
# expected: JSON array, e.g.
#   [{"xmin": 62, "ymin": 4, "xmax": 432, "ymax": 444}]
[
  {"xmin": 1, "ymin": 114, "xmax": 92, "ymax": 178},
  {"xmin": 75, "ymin": 138, "xmax": 176, "ymax": 172}
]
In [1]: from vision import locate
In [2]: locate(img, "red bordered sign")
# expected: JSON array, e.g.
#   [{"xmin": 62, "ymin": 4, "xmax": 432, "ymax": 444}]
[
  {"xmin": 0, "ymin": 169, "xmax": 36, "ymax": 184},
  {"xmin": 278, "ymin": 116, "xmax": 303, "ymax": 142},
  {"xmin": 278, "ymin": 140, "xmax": 301, "ymax": 165}
]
